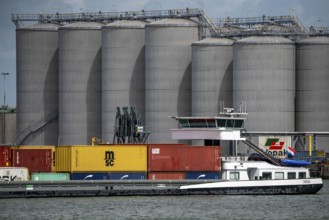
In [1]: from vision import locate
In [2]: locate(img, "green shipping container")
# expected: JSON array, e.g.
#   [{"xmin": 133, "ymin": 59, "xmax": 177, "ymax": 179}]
[{"xmin": 31, "ymin": 173, "xmax": 70, "ymax": 181}]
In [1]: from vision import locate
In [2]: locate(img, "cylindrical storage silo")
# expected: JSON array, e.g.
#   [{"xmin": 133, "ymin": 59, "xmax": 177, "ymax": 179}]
[
  {"xmin": 192, "ymin": 38, "xmax": 234, "ymax": 116},
  {"xmin": 233, "ymin": 36, "xmax": 295, "ymax": 132},
  {"xmin": 191, "ymin": 38, "xmax": 233, "ymax": 152},
  {"xmin": 145, "ymin": 19, "xmax": 198, "ymax": 143},
  {"xmin": 59, "ymin": 22, "xmax": 102, "ymax": 145},
  {"xmin": 296, "ymin": 36, "xmax": 329, "ymax": 151},
  {"xmin": 16, "ymin": 23, "xmax": 60, "ymax": 145},
  {"xmin": 102, "ymin": 20, "xmax": 147, "ymax": 143}
]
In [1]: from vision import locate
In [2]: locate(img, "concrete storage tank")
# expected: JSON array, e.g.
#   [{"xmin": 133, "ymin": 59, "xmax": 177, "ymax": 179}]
[
  {"xmin": 145, "ymin": 19, "xmax": 198, "ymax": 143},
  {"xmin": 16, "ymin": 23, "xmax": 60, "ymax": 145},
  {"xmin": 102, "ymin": 20, "xmax": 147, "ymax": 143},
  {"xmin": 192, "ymin": 38, "xmax": 234, "ymax": 116},
  {"xmin": 59, "ymin": 22, "xmax": 102, "ymax": 145},
  {"xmin": 233, "ymin": 36, "xmax": 295, "ymax": 133},
  {"xmin": 191, "ymin": 38, "xmax": 233, "ymax": 152},
  {"xmin": 296, "ymin": 36, "xmax": 329, "ymax": 151}
]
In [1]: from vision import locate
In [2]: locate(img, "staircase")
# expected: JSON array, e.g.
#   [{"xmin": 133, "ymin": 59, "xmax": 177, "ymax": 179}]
[
  {"xmin": 15, "ymin": 111, "xmax": 58, "ymax": 145},
  {"xmin": 242, "ymin": 140, "xmax": 283, "ymax": 166}
]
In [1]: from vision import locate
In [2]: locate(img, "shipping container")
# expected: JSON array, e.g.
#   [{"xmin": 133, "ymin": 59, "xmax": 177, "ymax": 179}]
[
  {"xmin": 31, "ymin": 172, "xmax": 70, "ymax": 181},
  {"xmin": 11, "ymin": 146, "xmax": 56, "ymax": 171},
  {"xmin": 147, "ymin": 144, "xmax": 188, "ymax": 148},
  {"xmin": 0, "ymin": 167, "xmax": 29, "ymax": 181},
  {"xmin": 148, "ymin": 146, "xmax": 221, "ymax": 172},
  {"xmin": 110, "ymin": 172, "xmax": 146, "ymax": 180},
  {"xmin": 56, "ymin": 145, "xmax": 147, "ymax": 172},
  {"xmin": 148, "ymin": 172, "xmax": 186, "ymax": 180},
  {"xmin": 70, "ymin": 173, "xmax": 109, "ymax": 180},
  {"xmin": 317, "ymin": 150, "xmax": 325, "ymax": 157},
  {"xmin": 186, "ymin": 172, "xmax": 221, "ymax": 180},
  {"xmin": 0, "ymin": 146, "xmax": 12, "ymax": 167},
  {"xmin": 12, "ymin": 149, "xmax": 52, "ymax": 172}
]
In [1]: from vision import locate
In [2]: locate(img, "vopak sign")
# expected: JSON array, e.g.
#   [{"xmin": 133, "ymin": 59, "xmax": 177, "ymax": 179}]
[{"xmin": 259, "ymin": 136, "xmax": 292, "ymax": 159}]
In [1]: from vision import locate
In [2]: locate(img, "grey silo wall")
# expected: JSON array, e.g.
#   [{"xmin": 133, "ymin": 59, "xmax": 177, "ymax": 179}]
[
  {"xmin": 102, "ymin": 20, "xmax": 146, "ymax": 143},
  {"xmin": 16, "ymin": 23, "xmax": 60, "ymax": 145},
  {"xmin": 0, "ymin": 113, "xmax": 16, "ymax": 144},
  {"xmin": 59, "ymin": 22, "xmax": 102, "ymax": 145},
  {"xmin": 145, "ymin": 19, "xmax": 199, "ymax": 143},
  {"xmin": 296, "ymin": 36, "xmax": 329, "ymax": 151},
  {"xmin": 233, "ymin": 36, "xmax": 295, "ymax": 132},
  {"xmin": 192, "ymin": 38, "xmax": 233, "ymax": 116}
]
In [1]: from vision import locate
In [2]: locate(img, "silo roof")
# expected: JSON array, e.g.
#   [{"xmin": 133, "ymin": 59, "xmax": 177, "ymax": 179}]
[
  {"xmin": 103, "ymin": 20, "xmax": 148, "ymax": 29},
  {"xmin": 59, "ymin": 22, "xmax": 103, "ymax": 30},
  {"xmin": 192, "ymin": 38, "xmax": 234, "ymax": 46},
  {"xmin": 146, "ymin": 18, "xmax": 197, "ymax": 27},
  {"xmin": 18, "ymin": 23, "xmax": 61, "ymax": 31},
  {"xmin": 297, "ymin": 36, "xmax": 329, "ymax": 45},
  {"xmin": 236, "ymin": 36, "xmax": 293, "ymax": 44}
]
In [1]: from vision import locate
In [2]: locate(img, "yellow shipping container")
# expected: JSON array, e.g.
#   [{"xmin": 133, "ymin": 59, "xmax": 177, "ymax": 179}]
[
  {"xmin": 11, "ymin": 145, "xmax": 56, "ymax": 171},
  {"xmin": 55, "ymin": 145, "xmax": 147, "ymax": 172},
  {"xmin": 317, "ymin": 150, "xmax": 325, "ymax": 157}
]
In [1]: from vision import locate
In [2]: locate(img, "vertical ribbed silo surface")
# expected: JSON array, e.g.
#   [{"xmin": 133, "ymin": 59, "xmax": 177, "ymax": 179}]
[
  {"xmin": 296, "ymin": 37, "xmax": 329, "ymax": 151},
  {"xmin": 59, "ymin": 22, "xmax": 102, "ymax": 145},
  {"xmin": 102, "ymin": 20, "xmax": 147, "ymax": 143},
  {"xmin": 16, "ymin": 23, "xmax": 60, "ymax": 145},
  {"xmin": 233, "ymin": 36, "xmax": 295, "ymax": 132},
  {"xmin": 145, "ymin": 19, "xmax": 198, "ymax": 143},
  {"xmin": 192, "ymin": 38, "xmax": 234, "ymax": 116}
]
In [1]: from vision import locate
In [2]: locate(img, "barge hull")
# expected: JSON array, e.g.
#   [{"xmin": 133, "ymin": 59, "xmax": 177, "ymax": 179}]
[{"xmin": 0, "ymin": 179, "xmax": 323, "ymax": 198}]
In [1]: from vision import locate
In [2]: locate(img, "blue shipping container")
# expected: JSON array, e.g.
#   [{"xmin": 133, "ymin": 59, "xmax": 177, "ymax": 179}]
[
  {"xmin": 110, "ymin": 173, "xmax": 146, "ymax": 180},
  {"xmin": 71, "ymin": 173, "xmax": 109, "ymax": 180},
  {"xmin": 186, "ymin": 172, "xmax": 221, "ymax": 180}
]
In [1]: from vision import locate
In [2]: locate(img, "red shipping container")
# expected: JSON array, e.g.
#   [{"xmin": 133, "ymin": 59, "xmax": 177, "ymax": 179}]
[
  {"xmin": 0, "ymin": 146, "xmax": 12, "ymax": 167},
  {"xmin": 12, "ymin": 149, "xmax": 52, "ymax": 172},
  {"xmin": 148, "ymin": 146, "xmax": 221, "ymax": 172},
  {"xmin": 147, "ymin": 144, "xmax": 188, "ymax": 148},
  {"xmin": 148, "ymin": 172, "xmax": 185, "ymax": 180}
]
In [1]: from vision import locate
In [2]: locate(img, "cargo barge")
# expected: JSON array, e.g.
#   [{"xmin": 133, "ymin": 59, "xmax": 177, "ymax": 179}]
[
  {"xmin": 0, "ymin": 158, "xmax": 323, "ymax": 198},
  {"xmin": 0, "ymin": 108, "xmax": 323, "ymax": 198}
]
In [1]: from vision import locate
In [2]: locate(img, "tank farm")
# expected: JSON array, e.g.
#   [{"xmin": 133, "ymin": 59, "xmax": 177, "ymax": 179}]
[{"xmin": 1, "ymin": 8, "xmax": 329, "ymax": 197}]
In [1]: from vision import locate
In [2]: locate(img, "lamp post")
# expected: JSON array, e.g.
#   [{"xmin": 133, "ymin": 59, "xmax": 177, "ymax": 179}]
[{"xmin": 1, "ymin": 72, "xmax": 9, "ymax": 107}]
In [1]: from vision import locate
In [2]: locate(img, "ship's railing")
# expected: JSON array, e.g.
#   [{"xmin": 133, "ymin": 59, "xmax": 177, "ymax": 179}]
[{"xmin": 222, "ymin": 156, "xmax": 249, "ymax": 162}]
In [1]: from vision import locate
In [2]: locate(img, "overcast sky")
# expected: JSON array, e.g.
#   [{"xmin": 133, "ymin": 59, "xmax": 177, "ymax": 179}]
[{"xmin": 1, "ymin": 0, "xmax": 328, "ymax": 108}]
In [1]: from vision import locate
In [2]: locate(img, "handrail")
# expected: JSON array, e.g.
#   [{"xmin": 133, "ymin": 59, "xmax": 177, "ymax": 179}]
[
  {"xmin": 11, "ymin": 9, "xmax": 328, "ymax": 38},
  {"xmin": 11, "ymin": 8, "xmax": 203, "ymax": 28}
]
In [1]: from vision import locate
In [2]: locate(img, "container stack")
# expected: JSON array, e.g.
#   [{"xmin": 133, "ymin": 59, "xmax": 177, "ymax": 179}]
[
  {"xmin": 0, "ymin": 144, "xmax": 222, "ymax": 181},
  {"xmin": 56, "ymin": 145, "xmax": 148, "ymax": 180},
  {"xmin": 148, "ymin": 144, "xmax": 221, "ymax": 179}
]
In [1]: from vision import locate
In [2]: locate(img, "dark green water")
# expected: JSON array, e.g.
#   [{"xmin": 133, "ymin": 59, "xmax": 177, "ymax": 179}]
[{"xmin": 1, "ymin": 180, "xmax": 328, "ymax": 220}]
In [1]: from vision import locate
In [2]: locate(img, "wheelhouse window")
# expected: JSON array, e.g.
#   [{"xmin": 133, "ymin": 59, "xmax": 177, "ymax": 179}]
[
  {"xmin": 227, "ymin": 119, "xmax": 234, "ymax": 128},
  {"xmin": 234, "ymin": 120, "xmax": 244, "ymax": 128},
  {"xmin": 217, "ymin": 119, "xmax": 226, "ymax": 127},
  {"xmin": 178, "ymin": 118, "xmax": 216, "ymax": 128},
  {"xmin": 298, "ymin": 172, "xmax": 306, "ymax": 179},
  {"xmin": 216, "ymin": 119, "xmax": 244, "ymax": 128},
  {"xmin": 275, "ymin": 172, "xmax": 284, "ymax": 180},
  {"xmin": 229, "ymin": 172, "xmax": 240, "ymax": 181},
  {"xmin": 262, "ymin": 172, "xmax": 272, "ymax": 180},
  {"xmin": 178, "ymin": 119, "xmax": 190, "ymax": 128},
  {"xmin": 288, "ymin": 172, "xmax": 296, "ymax": 179}
]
